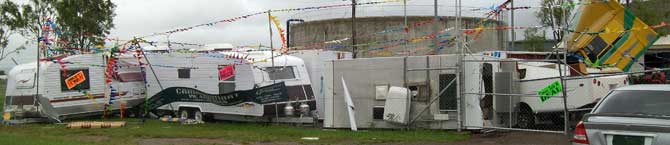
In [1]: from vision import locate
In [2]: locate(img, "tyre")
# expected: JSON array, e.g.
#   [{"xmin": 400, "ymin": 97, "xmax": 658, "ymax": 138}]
[
  {"xmin": 517, "ymin": 111, "xmax": 535, "ymax": 129},
  {"xmin": 194, "ymin": 110, "xmax": 203, "ymax": 122},
  {"xmin": 179, "ymin": 109, "xmax": 190, "ymax": 120}
]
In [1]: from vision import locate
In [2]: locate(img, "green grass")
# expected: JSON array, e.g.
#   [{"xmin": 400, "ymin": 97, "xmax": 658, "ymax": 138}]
[
  {"xmin": 0, "ymin": 120, "xmax": 469, "ymax": 145},
  {"xmin": 0, "ymin": 78, "xmax": 468, "ymax": 144}
]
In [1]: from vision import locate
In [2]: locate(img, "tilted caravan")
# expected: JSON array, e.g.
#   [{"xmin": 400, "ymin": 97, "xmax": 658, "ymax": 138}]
[
  {"xmin": 3, "ymin": 54, "xmax": 146, "ymax": 122},
  {"xmin": 143, "ymin": 51, "xmax": 318, "ymax": 121},
  {"xmin": 322, "ymin": 54, "xmax": 628, "ymax": 129}
]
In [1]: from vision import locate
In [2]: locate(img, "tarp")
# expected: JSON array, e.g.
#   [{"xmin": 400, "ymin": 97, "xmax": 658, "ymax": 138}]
[
  {"xmin": 566, "ymin": 0, "xmax": 659, "ymax": 72},
  {"xmin": 143, "ymin": 82, "xmax": 289, "ymax": 110}
]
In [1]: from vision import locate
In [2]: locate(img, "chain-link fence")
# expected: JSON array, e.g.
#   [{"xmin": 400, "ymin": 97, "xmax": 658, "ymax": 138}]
[{"xmin": 461, "ymin": 59, "xmax": 570, "ymax": 134}]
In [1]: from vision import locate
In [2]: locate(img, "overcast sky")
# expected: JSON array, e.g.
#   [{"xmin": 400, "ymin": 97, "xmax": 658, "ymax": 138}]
[{"xmin": 2, "ymin": 0, "xmax": 541, "ymax": 71}]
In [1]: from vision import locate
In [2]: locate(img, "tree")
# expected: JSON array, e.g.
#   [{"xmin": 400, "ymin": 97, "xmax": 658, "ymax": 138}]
[
  {"xmin": 0, "ymin": 0, "xmax": 116, "ymax": 57},
  {"xmin": 54, "ymin": 0, "xmax": 116, "ymax": 52},
  {"xmin": 0, "ymin": 0, "xmax": 39, "ymax": 60},
  {"xmin": 535, "ymin": 0, "xmax": 573, "ymax": 41},
  {"xmin": 629, "ymin": 0, "xmax": 670, "ymax": 36},
  {"xmin": 521, "ymin": 27, "xmax": 547, "ymax": 52}
]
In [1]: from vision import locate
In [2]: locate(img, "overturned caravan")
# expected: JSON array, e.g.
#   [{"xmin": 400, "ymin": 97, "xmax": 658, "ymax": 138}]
[
  {"xmin": 3, "ymin": 50, "xmax": 350, "ymax": 123},
  {"xmin": 322, "ymin": 54, "xmax": 628, "ymax": 129}
]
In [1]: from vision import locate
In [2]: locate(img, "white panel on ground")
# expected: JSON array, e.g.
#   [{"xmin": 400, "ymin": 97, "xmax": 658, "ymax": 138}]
[
  {"xmin": 341, "ymin": 77, "xmax": 357, "ymax": 131},
  {"xmin": 383, "ymin": 86, "xmax": 411, "ymax": 124}
]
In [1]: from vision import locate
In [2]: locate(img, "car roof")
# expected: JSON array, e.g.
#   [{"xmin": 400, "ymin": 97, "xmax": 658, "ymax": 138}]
[{"xmin": 614, "ymin": 84, "xmax": 670, "ymax": 91}]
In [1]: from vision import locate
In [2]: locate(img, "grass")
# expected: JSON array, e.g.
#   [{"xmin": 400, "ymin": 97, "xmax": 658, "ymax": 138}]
[
  {"xmin": 0, "ymin": 79, "xmax": 468, "ymax": 145},
  {"xmin": 0, "ymin": 120, "xmax": 469, "ymax": 145}
]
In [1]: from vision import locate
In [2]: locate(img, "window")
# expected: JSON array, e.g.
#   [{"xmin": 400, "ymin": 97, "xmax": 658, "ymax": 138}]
[
  {"xmin": 439, "ymin": 74, "xmax": 457, "ymax": 110},
  {"xmin": 60, "ymin": 69, "xmax": 91, "ymax": 91},
  {"xmin": 219, "ymin": 82, "xmax": 235, "ymax": 94},
  {"xmin": 16, "ymin": 69, "xmax": 35, "ymax": 89},
  {"xmin": 178, "ymin": 68, "xmax": 190, "ymax": 78},
  {"xmin": 266, "ymin": 66, "xmax": 295, "ymax": 80},
  {"xmin": 373, "ymin": 106, "xmax": 384, "ymax": 120}
]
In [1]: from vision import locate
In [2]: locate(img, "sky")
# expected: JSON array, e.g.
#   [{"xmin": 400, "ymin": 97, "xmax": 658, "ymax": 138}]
[{"xmin": 2, "ymin": 0, "xmax": 542, "ymax": 71}]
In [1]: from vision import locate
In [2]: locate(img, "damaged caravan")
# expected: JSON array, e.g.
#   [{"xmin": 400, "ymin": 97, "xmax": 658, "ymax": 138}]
[
  {"xmin": 3, "ymin": 47, "xmax": 350, "ymax": 123},
  {"xmin": 323, "ymin": 54, "xmax": 627, "ymax": 130}
]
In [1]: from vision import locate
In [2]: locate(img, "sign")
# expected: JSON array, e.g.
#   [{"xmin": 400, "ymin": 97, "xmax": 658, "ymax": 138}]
[
  {"xmin": 538, "ymin": 81, "xmax": 562, "ymax": 103},
  {"xmin": 143, "ymin": 82, "xmax": 289, "ymax": 110},
  {"xmin": 219, "ymin": 65, "xmax": 235, "ymax": 81},
  {"xmin": 65, "ymin": 71, "xmax": 86, "ymax": 89}
]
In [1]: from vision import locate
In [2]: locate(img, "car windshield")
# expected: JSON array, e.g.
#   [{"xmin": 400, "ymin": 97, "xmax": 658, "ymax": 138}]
[{"xmin": 594, "ymin": 90, "xmax": 670, "ymax": 116}]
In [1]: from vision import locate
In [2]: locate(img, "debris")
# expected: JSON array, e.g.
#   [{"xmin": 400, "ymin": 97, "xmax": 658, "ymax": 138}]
[
  {"xmin": 301, "ymin": 137, "xmax": 319, "ymax": 141},
  {"xmin": 66, "ymin": 121, "xmax": 125, "ymax": 129}
]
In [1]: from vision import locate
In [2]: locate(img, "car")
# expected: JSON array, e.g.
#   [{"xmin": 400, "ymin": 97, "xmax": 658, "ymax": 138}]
[{"xmin": 573, "ymin": 84, "xmax": 670, "ymax": 145}]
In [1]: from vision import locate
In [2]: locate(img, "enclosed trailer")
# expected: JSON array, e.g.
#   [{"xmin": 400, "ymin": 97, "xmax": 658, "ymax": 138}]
[
  {"xmin": 4, "ymin": 54, "xmax": 146, "ymax": 122},
  {"xmin": 322, "ymin": 54, "xmax": 628, "ymax": 129}
]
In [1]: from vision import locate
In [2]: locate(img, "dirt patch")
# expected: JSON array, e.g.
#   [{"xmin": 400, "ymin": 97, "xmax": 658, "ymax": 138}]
[
  {"xmin": 76, "ymin": 135, "xmax": 110, "ymax": 142},
  {"xmin": 137, "ymin": 138, "xmax": 237, "ymax": 145},
  {"xmin": 137, "ymin": 138, "xmax": 298, "ymax": 145},
  {"xmin": 451, "ymin": 131, "xmax": 571, "ymax": 145}
]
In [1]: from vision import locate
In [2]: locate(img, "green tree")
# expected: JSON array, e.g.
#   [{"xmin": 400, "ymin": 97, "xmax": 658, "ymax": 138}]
[
  {"xmin": 629, "ymin": 0, "xmax": 670, "ymax": 36},
  {"xmin": 0, "ymin": 0, "xmax": 41, "ymax": 60},
  {"xmin": 0, "ymin": 0, "xmax": 116, "ymax": 56},
  {"xmin": 535, "ymin": 0, "xmax": 573, "ymax": 41},
  {"xmin": 54, "ymin": 0, "xmax": 116, "ymax": 52},
  {"xmin": 521, "ymin": 27, "xmax": 547, "ymax": 52}
]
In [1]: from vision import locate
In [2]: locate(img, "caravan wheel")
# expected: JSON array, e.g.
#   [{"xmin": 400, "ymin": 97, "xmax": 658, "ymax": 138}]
[
  {"xmin": 194, "ymin": 110, "xmax": 203, "ymax": 122},
  {"xmin": 179, "ymin": 109, "xmax": 189, "ymax": 120}
]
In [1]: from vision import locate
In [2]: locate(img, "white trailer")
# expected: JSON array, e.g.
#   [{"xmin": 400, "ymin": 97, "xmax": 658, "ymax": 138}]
[
  {"xmin": 3, "ymin": 54, "xmax": 146, "ymax": 122},
  {"xmin": 142, "ymin": 49, "xmax": 350, "ymax": 122},
  {"xmin": 321, "ymin": 54, "xmax": 628, "ymax": 129}
]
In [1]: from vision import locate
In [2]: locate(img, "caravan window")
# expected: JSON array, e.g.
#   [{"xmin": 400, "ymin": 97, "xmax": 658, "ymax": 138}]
[
  {"xmin": 60, "ymin": 69, "xmax": 91, "ymax": 91},
  {"xmin": 266, "ymin": 66, "xmax": 295, "ymax": 80},
  {"xmin": 178, "ymin": 68, "xmax": 190, "ymax": 78},
  {"xmin": 16, "ymin": 69, "xmax": 36, "ymax": 89}
]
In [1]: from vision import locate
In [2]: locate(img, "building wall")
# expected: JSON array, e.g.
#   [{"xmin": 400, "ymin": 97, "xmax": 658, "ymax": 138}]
[{"xmin": 289, "ymin": 16, "xmax": 507, "ymax": 57}]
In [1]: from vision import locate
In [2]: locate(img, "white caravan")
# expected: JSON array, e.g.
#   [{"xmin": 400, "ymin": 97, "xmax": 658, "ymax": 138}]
[
  {"xmin": 144, "ymin": 50, "xmax": 315, "ymax": 121},
  {"xmin": 321, "ymin": 54, "xmax": 627, "ymax": 129},
  {"xmin": 3, "ymin": 48, "xmax": 349, "ymax": 123},
  {"xmin": 3, "ymin": 54, "xmax": 146, "ymax": 122}
]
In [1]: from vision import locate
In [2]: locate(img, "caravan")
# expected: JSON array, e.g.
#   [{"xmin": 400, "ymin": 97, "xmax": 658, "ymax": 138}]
[
  {"xmin": 3, "ymin": 47, "xmax": 350, "ymax": 123},
  {"xmin": 4, "ymin": 54, "xmax": 146, "ymax": 122}
]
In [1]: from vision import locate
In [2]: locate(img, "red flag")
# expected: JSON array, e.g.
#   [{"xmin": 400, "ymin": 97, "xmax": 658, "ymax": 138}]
[{"xmin": 219, "ymin": 65, "xmax": 235, "ymax": 81}]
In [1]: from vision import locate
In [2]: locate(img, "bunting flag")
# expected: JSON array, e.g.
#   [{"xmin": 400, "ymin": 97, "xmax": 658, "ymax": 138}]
[
  {"xmin": 142, "ymin": 0, "xmax": 401, "ymax": 38},
  {"xmin": 270, "ymin": 15, "xmax": 288, "ymax": 53}
]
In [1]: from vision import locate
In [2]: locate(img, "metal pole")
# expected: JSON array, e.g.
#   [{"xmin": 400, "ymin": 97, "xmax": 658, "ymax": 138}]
[
  {"xmin": 560, "ymin": 2, "xmax": 571, "ymax": 135},
  {"xmin": 516, "ymin": 0, "xmax": 520, "ymax": 51},
  {"xmin": 456, "ymin": 0, "xmax": 463, "ymax": 132},
  {"xmin": 432, "ymin": 0, "xmax": 439, "ymax": 54},
  {"xmin": 268, "ymin": 10, "xmax": 278, "ymax": 121},
  {"xmin": 557, "ymin": 50, "xmax": 569, "ymax": 134},
  {"xmin": 403, "ymin": 0, "xmax": 408, "ymax": 56},
  {"xmin": 352, "ymin": 0, "xmax": 357, "ymax": 58}
]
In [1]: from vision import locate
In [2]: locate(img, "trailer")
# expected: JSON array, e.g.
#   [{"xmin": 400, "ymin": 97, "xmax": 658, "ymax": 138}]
[
  {"xmin": 3, "ymin": 48, "xmax": 349, "ymax": 123},
  {"xmin": 321, "ymin": 54, "xmax": 628, "ymax": 130},
  {"xmin": 3, "ymin": 54, "xmax": 146, "ymax": 122}
]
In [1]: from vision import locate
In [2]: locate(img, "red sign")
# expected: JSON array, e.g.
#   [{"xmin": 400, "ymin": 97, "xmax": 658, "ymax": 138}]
[
  {"xmin": 65, "ymin": 71, "xmax": 86, "ymax": 89},
  {"xmin": 219, "ymin": 65, "xmax": 235, "ymax": 81}
]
